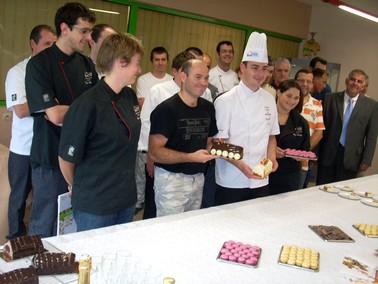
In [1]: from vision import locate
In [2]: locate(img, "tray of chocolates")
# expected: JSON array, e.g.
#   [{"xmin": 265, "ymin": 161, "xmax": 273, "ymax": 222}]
[
  {"xmin": 284, "ymin": 149, "xmax": 317, "ymax": 161},
  {"xmin": 278, "ymin": 245, "xmax": 319, "ymax": 272},
  {"xmin": 210, "ymin": 141, "xmax": 243, "ymax": 160},
  {"xmin": 216, "ymin": 240, "xmax": 262, "ymax": 268},
  {"xmin": 309, "ymin": 225, "xmax": 355, "ymax": 242},
  {"xmin": 353, "ymin": 224, "xmax": 378, "ymax": 238}
]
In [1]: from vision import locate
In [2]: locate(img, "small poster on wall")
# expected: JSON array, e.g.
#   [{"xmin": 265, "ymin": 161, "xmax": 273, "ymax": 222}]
[{"xmin": 57, "ymin": 192, "xmax": 77, "ymax": 236}]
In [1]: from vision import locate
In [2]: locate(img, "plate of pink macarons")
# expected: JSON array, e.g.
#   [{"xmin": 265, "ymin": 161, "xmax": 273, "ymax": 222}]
[
  {"xmin": 284, "ymin": 149, "xmax": 317, "ymax": 161},
  {"xmin": 217, "ymin": 240, "xmax": 262, "ymax": 268}
]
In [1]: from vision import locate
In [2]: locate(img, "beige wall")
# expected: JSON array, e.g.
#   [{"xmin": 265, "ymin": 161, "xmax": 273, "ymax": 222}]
[{"xmin": 138, "ymin": 0, "xmax": 312, "ymax": 39}]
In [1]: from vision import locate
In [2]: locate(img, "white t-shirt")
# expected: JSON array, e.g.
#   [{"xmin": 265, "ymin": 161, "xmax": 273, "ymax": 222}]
[
  {"xmin": 5, "ymin": 57, "xmax": 34, "ymax": 155},
  {"xmin": 209, "ymin": 65, "xmax": 239, "ymax": 94},
  {"xmin": 138, "ymin": 79, "xmax": 213, "ymax": 151},
  {"xmin": 136, "ymin": 72, "xmax": 173, "ymax": 99},
  {"xmin": 214, "ymin": 81, "xmax": 279, "ymax": 189}
]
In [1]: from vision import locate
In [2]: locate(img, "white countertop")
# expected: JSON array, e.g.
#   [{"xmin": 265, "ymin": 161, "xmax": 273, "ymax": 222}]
[{"xmin": 41, "ymin": 174, "xmax": 378, "ymax": 284}]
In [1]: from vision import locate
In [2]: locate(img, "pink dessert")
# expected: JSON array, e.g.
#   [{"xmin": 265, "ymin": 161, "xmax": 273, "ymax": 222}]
[
  {"xmin": 237, "ymin": 257, "xmax": 246, "ymax": 264},
  {"xmin": 220, "ymin": 254, "xmax": 229, "ymax": 260},
  {"xmin": 246, "ymin": 256, "xmax": 258, "ymax": 266},
  {"xmin": 228, "ymin": 255, "xmax": 237, "ymax": 262}
]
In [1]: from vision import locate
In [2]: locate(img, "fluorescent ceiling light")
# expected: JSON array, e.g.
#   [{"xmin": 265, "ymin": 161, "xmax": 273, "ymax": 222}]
[
  {"xmin": 89, "ymin": 8, "xmax": 120, "ymax": 15},
  {"xmin": 339, "ymin": 5, "xmax": 378, "ymax": 23}
]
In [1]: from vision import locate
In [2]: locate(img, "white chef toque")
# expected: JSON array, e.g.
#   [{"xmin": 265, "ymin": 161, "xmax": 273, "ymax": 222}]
[{"xmin": 242, "ymin": 32, "xmax": 268, "ymax": 63}]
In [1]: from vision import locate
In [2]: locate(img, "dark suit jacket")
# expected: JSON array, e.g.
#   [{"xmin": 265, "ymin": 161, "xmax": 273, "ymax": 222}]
[{"xmin": 319, "ymin": 91, "xmax": 378, "ymax": 171}]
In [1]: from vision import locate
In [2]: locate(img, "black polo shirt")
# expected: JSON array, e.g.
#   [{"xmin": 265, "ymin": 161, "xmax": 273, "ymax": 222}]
[
  {"xmin": 59, "ymin": 80, "xmax": 141, "ymax": 215},
  {"xmin": 25, "ymin": 43, "xmax": 98, "ymax": 168}
]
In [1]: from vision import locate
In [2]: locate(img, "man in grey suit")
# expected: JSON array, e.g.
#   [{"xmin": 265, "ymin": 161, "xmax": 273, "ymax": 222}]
[{"xmin": 316, "ymin": 69, "xmax": 378, "ymax": 185}]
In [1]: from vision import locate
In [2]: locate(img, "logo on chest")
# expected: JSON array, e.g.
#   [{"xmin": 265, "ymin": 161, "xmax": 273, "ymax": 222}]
[{"xmin": 84, "ymin": 72, "xmax": 93, "ymax": 85}]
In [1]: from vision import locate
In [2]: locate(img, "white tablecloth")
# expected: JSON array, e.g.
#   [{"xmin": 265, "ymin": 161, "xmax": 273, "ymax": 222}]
[{"xmin": 41, "ymin": 175, "xmax": 378, "ymax": 283}]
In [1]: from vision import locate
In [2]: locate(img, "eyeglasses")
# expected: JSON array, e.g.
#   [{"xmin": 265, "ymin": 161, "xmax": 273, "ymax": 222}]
[
  {"xmin": 71, "ymin": 26, "xmax": 93, "ymax": 35},
  {"xmin": 296, "ymin": 79, "xmax": 313, "ymax": 85}
]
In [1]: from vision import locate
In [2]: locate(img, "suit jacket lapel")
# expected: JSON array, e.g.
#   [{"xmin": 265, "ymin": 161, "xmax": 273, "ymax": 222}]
[{"xmin": 336, "ymin": 92, "xmax": 344, "ymax": 121}]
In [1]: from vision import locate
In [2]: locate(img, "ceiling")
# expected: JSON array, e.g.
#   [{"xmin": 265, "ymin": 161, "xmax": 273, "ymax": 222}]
[{"xmin": 297, "ymin": 0, "xmax": 378, "ymax": 17}]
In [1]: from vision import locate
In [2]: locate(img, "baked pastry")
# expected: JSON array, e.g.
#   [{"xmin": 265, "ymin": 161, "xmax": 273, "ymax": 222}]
[
  {"xmin": 32, "ymin": 252, "xmax": 78, "ymax": 275},
  {"xmin": 252, "ymin": 158, "xmax": 273, "ymax": 178},
  {"xmin": 0, "ymin": 266, "xmax": 38, "ymax": 284},
  {"xmin": 210, "ymin": 141, "xmax": 243, "ymax": 160},
  {"xmin": 3, "ymin": 235, "xmax": 44, "ymax": 261}
]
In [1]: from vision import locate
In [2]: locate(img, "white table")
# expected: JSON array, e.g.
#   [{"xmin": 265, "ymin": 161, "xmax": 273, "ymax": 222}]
[{"xmin": 40, "ymin": 174, "xmax": 378, "ymax": 284}]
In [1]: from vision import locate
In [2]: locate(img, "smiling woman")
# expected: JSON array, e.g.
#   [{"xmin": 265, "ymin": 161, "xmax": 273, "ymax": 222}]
[{"xmin": 59, "ymin": 33, "xmax": 144, "ymax": 232}]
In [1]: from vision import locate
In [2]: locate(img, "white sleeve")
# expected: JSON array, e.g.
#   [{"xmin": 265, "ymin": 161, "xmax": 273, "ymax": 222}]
[
  {"xmin": 201, "ymin": 88, "xmax": 213, "ymax": 102},
  {"xmin": 138, "ymin": 88, "xmax": 155, "ymax": 151},
  {"xmin": 214, "ymin": 96, "xmax": 230, "ymax": 139},
  {"xmin": 5, "ymin": 65, "xmax": 27, "ymax": 111},
  {"xmin": 136, "ymin": 76, "xmax": 147, "ymax": 99}
]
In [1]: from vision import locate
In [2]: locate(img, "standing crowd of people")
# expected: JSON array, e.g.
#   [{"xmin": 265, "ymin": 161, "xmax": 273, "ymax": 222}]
[{"xmin": 5, "ymin": 2, "xmax": 378, "ymax": 238}]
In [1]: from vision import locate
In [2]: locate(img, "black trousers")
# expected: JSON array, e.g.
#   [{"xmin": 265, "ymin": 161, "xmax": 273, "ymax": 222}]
[
  {"xmin": 215, "ymin": 184, "xmax": 270, "ymax": 206},
  {"xmin": 142, "ymin": 165, "xmax": 156, "ymax": 219},
  {"xmin": 316, "ymin": 144, "xmax": 358, "ymax": 185}
]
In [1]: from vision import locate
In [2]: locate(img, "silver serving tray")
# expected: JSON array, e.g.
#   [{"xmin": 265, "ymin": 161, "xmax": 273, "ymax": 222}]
[
  {"xmin": 352, "ymin": 224, "xmax": 378, "ymax": 238},
  {"xmin": 216, "ymin": 242, "xmax": 262, "ymax": 268},
  {"xmin": 277, "ymin": 245, "xmax": 319, "ymax": 272},
  {"xmin": 309, "ymin": 225, "xmax": 355, "ymax": 242}
]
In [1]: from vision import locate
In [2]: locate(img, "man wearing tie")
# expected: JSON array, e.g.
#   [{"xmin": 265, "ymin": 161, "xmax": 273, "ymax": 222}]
[{"xmin": 316, "ymin": 69, "xmax": 378, "ymax": 185}]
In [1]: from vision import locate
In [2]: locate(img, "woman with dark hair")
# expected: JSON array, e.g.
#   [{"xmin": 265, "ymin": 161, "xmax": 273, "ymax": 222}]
[{"xmin": 269, "ymin": 79, "xmax": 310, "ymax": 195}]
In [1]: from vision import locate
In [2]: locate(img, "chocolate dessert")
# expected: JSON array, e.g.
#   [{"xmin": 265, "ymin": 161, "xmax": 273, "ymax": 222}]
[
  {"xmin": 3, "ymin": 235, "xmax": 44, "ymax": 261},
  {"xmin": 0, "ymin": 266, "xmax": 38, "ymax": 284},
  {"xmin": 32, "ymin": 252, "xmax": 78, "ymax": 275},
  {"xmin": 210, "ymin": 141, "xmax": 243, "ymax": 160}
]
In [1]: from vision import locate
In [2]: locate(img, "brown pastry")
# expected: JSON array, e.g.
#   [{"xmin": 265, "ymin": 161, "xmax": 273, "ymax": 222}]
[
  {"xmin": 3, "ymin": 235, "xmax": 44, "ymax": 261},
  {"xmin": 32, "ymin": 252, "xmax": 78, "ymax": 275},
  {"xmin": 210, "ymin": 141, "xmax": 243, "ymax": 160},
  {"xmin": 0, "ymin": 266, "xmax": 38, "ymax": 284}
]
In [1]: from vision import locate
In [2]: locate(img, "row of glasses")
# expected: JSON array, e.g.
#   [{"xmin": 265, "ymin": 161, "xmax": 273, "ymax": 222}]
[{"xmin": 89, "ymin": 250, "xmax": 162, "ymax": 283}]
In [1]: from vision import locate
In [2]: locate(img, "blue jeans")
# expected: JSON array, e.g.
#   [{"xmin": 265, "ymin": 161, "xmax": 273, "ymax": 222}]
[
  {"xmin": 29, "ymin": 167, "xmax": 68, "ymax": 237},
  {"xmin": 74, "ymin": 206, "xmax": 135, "ymax": 232},
  {"xmin": 7, "ymin": 152, "xmax": 32, "ymax": 239}
]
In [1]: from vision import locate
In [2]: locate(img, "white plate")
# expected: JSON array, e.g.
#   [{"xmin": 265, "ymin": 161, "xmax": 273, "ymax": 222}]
[
  {"xmin": 334, "ymin": 184, "xmax": 353, "ymax": 191},
  {"xmin": 353, "ymin": 191, "xmax": 374, "ymax": 198},
  {"xmin": 360, "ymin": 199, "xmax": 378, "ymax": 208},
  {"xmin": 338, "ymin": 192, "xmax": 361, "ymax": 200},
  {"xmin": 318, "ymin": 186, "xmax": 339, "ymax": 194}
]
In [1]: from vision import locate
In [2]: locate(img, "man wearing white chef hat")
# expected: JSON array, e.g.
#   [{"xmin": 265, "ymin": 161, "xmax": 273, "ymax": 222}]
[{"xmin": 214, "ymin": 32, "xmax": 280, "ymax": 205}]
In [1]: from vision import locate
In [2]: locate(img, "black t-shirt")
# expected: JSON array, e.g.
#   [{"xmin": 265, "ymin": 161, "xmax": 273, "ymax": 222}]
[
  {"xmin": 59, "ymin": 80, "xmax": 141, "ymax": 215},
  {"xmin": 25, "ymin": 43, "xmax": 98, "ymax": 168},
  {"xmin": 150, "ymin": 93, "xmax": 218, "ymax": 175}
]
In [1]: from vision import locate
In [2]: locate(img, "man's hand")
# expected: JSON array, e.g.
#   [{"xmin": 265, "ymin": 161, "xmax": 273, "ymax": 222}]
[
  {"xmin": 146, "ymin": 154, "xmax": 155, "ymax": 177},
  {"xmin": 187, "ymin": 149, "xmax": 216, "ymax": 163},
  {"xmin": 359, "ymin": 163, "xmax": 369, "ymax": 172}
]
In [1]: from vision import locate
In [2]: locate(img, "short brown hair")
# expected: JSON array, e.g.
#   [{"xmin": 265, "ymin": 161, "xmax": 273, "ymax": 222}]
[{"xmin": 96, "ymin": 33, "xmax": 144, "ymax": 74}]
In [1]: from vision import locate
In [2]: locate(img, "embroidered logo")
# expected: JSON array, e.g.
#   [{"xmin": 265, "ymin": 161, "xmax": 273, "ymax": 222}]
[
  {"xmin": 11, "ymin": 94, "xmax": 17, "ymax": 101},
  {"xmin": 294, "ymin": 127, "xmax": 303, "ymax": 136},
  {"xmin": 133, "ymin": 105, "xmax": 141, "ymax": 120},
  {"xmin": 42, "ymin": 93, "xmax": 50, "ymax": 103},
  {"xmin": 68, "ymin": 146, "xmax": 75, "ymax": 156},
  {"xmin": 264, "ymin": 106, "xmax": 271, "ymax": 125},
  {"xmin": 84, "ymin": 72, "xmax": 93, "ymax": 85}
]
